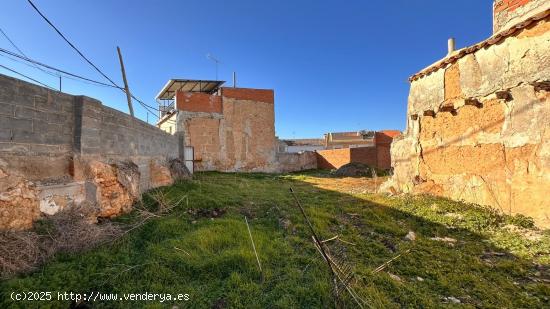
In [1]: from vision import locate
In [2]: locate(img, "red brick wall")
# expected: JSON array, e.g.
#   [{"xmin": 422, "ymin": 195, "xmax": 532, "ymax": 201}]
[
  {"xmin": 374, "ymin": 131, "xmax": 400, "ymax": 169},
  {"xmin": 221, "ymin": 87, "xmax": 274, "ymax": 104},
  {"xmin": 350, "ymin": 147, "xmax": 378, "ymax": 166},
  {"xmin": 494, "ymin": 0, "xmax": 531, "ymax": 13},
  {"xmin": 317, "ymin": 131, "xmax": 400, "ymax": 170},
  {"xmin": 317, "ymin": 148, "xmax": 351, "ymax": 169},
  {"xmin": 493, "ymin": 0, "xmax": 546, "ymax": 33},
  {"xmin": 317, "ymin": 147, "xmax": 378, "ymax": 169},
  {"xmin": 375, "ymin": 130, "xmax": 401, "ymax": 145},
  {"xmin": 376, "ymin": 145, "xmax": 392, "ymax": 170},
  {"xmin": 176, "ymin": 91, "xmax": 222, "ymax": 113}
]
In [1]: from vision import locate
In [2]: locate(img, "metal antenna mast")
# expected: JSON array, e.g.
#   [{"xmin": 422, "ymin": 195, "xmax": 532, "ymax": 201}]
[{"xmin": 207, "ymin": 53, "xmax": 220, "ymax": 80}]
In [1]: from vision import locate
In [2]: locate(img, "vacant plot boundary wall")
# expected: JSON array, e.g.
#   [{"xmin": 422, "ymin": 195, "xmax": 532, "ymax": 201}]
[
  {"xmin": 317, "ymin": 147, "xmax": 377, "ymax": 169},
  {"xmin": 0, "ymin": 74, "xmax": 183, "ymax": 230},
  {"xmin": 387, "ymin": 12, "xmax": 550, "ymax": 227},
  {"xmin": 317, "ymin": 132, "xmax": 397, "ymax": 170},
  {"xmin": 276, "ymin": 151, "xmax": 317, "ymax": 173}
]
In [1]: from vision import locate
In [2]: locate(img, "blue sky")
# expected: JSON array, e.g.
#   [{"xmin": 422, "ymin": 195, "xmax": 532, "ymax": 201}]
[{"xmin": 0, "ymin": 0, "xmax": 492, "ymax": 138}]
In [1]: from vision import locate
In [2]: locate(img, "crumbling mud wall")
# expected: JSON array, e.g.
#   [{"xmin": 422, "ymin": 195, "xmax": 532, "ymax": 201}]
[
  {"xmin": 175, "ymin": 87, "xmax": 278, "ymax": 172},
  {"xmin": 0, "ymin": 74, "xmax": 188, "ymax": 230},
  {"xmin": 387, "ymin": 14, "xmax": 550, "ymax": 227}
]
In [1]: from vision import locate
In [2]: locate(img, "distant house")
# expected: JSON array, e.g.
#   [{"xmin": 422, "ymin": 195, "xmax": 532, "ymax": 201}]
[
  {"xmin": 156, "ymin": 79, "xmax": 277, "ymax": 172},
  {"xmin": 277, "ymin": 138, "xmax": 325, "ymax": 153},
  {"xmin": 316, "ymin": 130, "xmax": 401, "ymax": 170},
  {"xmin": 323, "ymin": 130, "xmax": 400, "ymax": 149}
]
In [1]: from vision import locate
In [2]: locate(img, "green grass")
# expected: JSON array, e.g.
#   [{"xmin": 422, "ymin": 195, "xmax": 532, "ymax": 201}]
[{"xmin": 1, "ymin": 172, "xmax": 549, "ymax": 308}]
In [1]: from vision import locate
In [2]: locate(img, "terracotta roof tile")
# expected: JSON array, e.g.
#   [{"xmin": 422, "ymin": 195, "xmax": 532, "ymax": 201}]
[{"xmin": 409, "ymin": 9, "xmax": 550, "ymax": 82}]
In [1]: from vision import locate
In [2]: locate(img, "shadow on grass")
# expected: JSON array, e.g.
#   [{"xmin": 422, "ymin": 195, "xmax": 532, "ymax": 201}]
[{"xmin": 1, "ymin": 172, "xmax": 548, "ymax": 308}]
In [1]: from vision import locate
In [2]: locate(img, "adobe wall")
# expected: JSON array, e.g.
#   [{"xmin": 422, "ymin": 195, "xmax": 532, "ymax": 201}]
[
  {"xmin": 387, "ymin": 17, "xmax": 550, "ymax": 227},
  {"xmin": 0, "ymin": 74, "xmax": 185, "ymax": 230},
  {"xmin": 175, "ymin": 87, "xmax": 278, "ymax": 172}
]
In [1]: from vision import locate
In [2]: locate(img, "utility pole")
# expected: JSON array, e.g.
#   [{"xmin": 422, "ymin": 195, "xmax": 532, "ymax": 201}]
[
  {"xmin": 117, "ymin": 46, "xmax": 134, "ymax": 117},
  {"xmin": 58, "ymin": 75, "xmax": 61, "ymax": 92}
]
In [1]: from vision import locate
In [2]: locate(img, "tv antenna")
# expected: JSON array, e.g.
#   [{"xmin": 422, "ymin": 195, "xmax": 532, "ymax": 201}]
[{"xmin": 206, "ymin": 53, "xmax": 221, "ymax": 80}]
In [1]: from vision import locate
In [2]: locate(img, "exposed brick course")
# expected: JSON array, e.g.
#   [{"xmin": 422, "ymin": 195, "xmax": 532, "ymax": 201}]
[
  {"xmin": 493, "ymin": 0, "xmax": 548, "ymax": 33},
  {"xmin": 176, "ymin": 91, "xmax": 223, "ymax": 113},
  {"xmin": 495, "ymin": 0, "xmax": 532, "ymax": 13},
  {"xmin": 221, "ymin": 87, "xmax": 274, "ymax": 104}
]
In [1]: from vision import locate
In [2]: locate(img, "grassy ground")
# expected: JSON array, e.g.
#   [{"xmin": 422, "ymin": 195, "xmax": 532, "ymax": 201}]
[{"xmin": 1, "ymin": 171, "xmax": 549, "ymax": 308}]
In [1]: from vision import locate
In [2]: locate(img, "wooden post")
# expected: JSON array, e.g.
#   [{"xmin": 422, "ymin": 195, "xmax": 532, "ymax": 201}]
[{"xmin": 117, "ymin": 46, "xmax": 134, "ymax": 117}]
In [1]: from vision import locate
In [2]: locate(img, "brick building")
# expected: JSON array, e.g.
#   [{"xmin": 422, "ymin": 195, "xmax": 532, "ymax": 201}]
[{"xmin": 156, "ymin": 79, "xmax": 277, "ymax": 172}]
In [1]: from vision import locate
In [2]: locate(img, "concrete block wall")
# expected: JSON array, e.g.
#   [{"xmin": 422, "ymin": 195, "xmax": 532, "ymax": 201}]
[
  {"xmin": 0, "ymin": 73, "xmax": 183, "ymax": 230},
  {"xmin": 0, "ymin": 75, "xmax": 74, "ymax": 157},
  {"xmin": 74, "ymin": 95, "xmax": 180, "ymax": 191},
  {"xmin": 76, "ymin": 96, "xmax": 180, "ymax": 159},
  {"xmin": 0, "ymin": 73, "xmax": 181, "ymax": 184}
]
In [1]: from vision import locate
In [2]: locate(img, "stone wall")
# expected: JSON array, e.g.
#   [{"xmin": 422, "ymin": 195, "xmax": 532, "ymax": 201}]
[
  {"xmin": 387, "ymin": 16, "xmax": 550, "ymax": 227},
  {"xmin": 0, "ymin": 74, "xmax": 185, "ymax": 230}
]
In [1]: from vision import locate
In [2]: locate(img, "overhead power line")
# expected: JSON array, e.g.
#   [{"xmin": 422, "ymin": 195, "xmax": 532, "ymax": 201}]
[
  {"xmin": 0, "ymin": 63, "xmax": 55, "ymax": 90},
  {"xmin": 26, "ymin": 0, "xmax": 120, "ymax": 88},
  {"xmin": 26, "ymin": 0, "xmax": 162, "ymax": 119},
  {"xmin": 0, "ymin": 51, "xmax": 108, "ymax": 88},
  {"xmin": 0, "ymin": 47, "xmax": 120, "ymax": 88},
  {"xmin": 0, "ymin": 26, "xmax": 59, "ymax": 78},
  {"xmin": 0, "ymin": 47, "xmax": 162, "ymax": 118}
]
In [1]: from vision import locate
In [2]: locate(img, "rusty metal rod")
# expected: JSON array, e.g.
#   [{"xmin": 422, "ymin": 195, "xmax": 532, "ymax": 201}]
[{"xmin": 289, "ymin": 187, "xmax": 337, "ymax": 279}]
